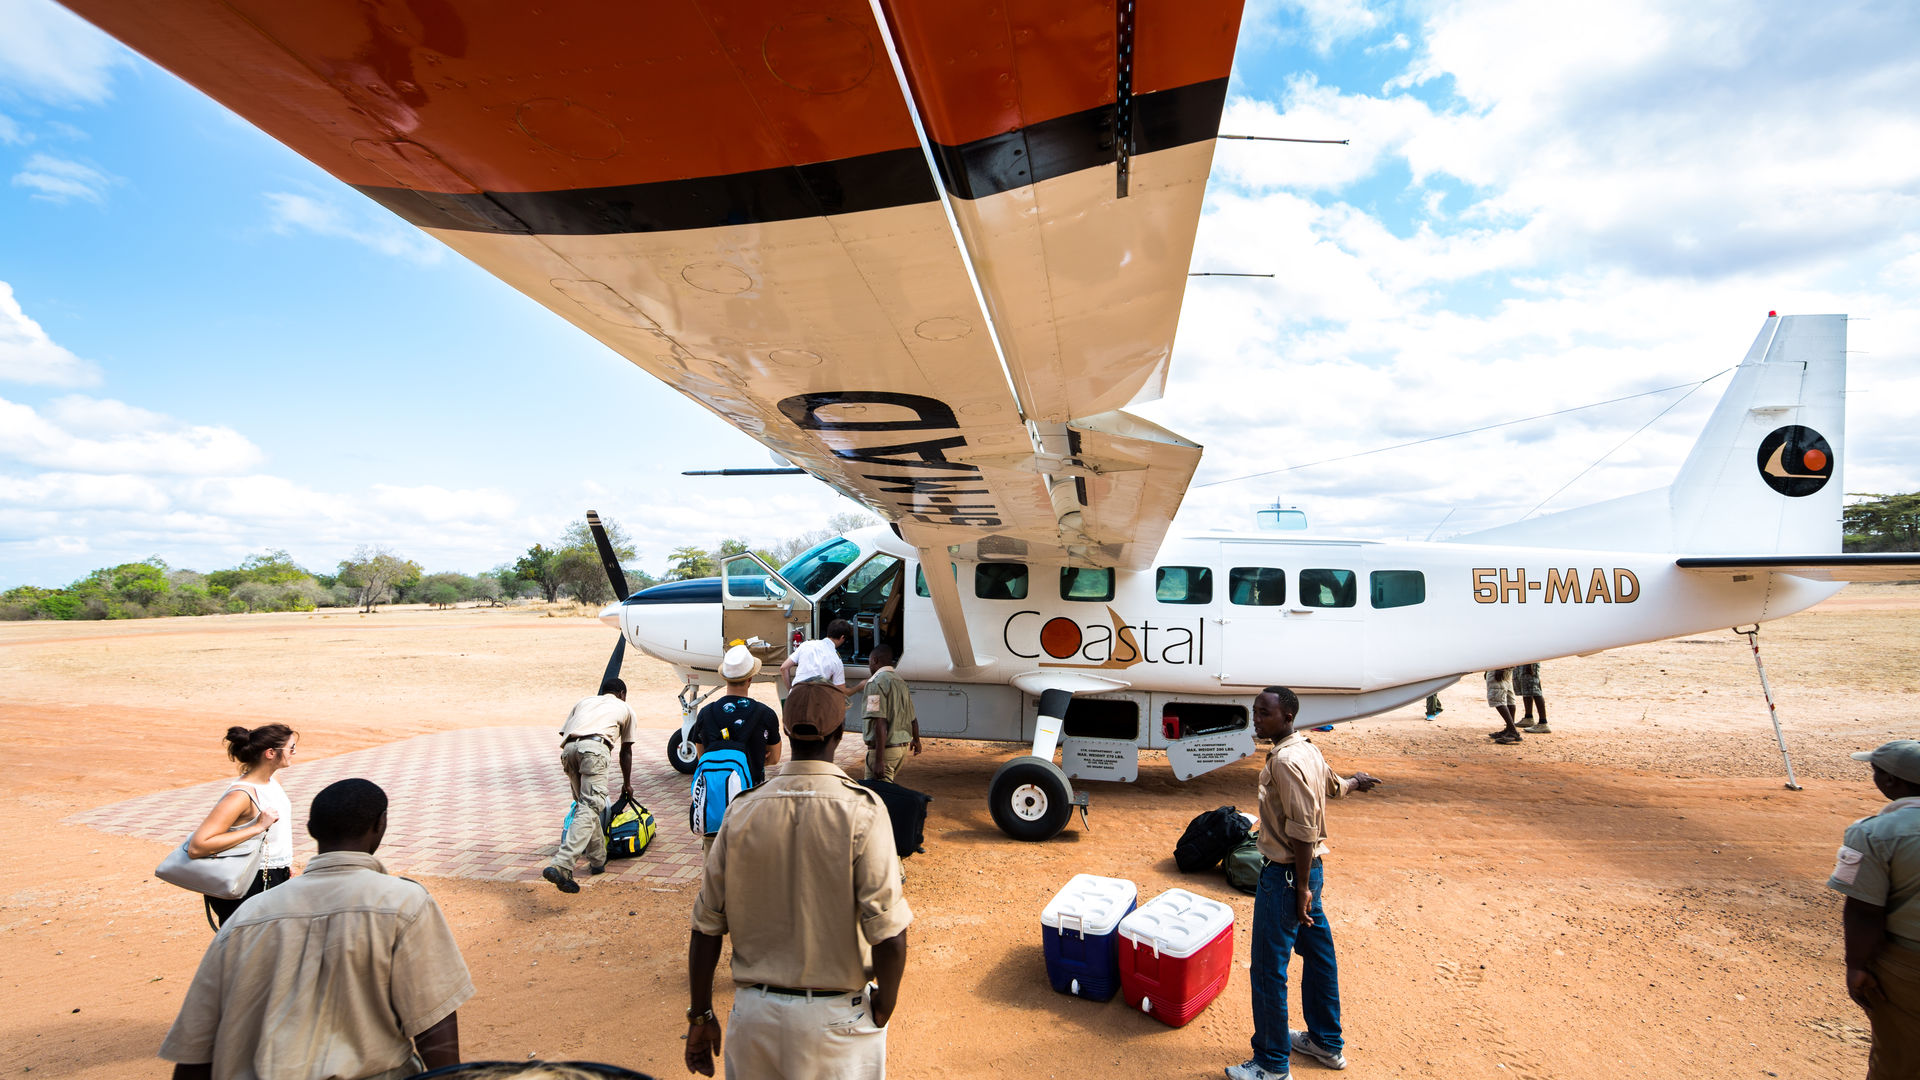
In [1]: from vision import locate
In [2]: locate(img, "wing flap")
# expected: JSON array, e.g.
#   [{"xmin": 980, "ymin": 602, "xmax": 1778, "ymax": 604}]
[{"xmin": 1676, "ymin": 555, "xmax": 1920, "ymax": 582}]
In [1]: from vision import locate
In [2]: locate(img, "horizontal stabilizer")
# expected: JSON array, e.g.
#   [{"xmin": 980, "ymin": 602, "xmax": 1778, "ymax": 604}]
[{"xmin": 1675, "ymin": 554, "xmax": 1920, "ymax": 582}]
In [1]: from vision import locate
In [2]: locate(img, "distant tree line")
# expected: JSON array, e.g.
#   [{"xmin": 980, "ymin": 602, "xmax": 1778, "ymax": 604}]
[
  {"xmin": 0, "ymin": 511, "xmax": 880, "ymax": 622},
  {"xmin": 1844, "ymin": 492, "xmax": 1920, "ymax": 553}
]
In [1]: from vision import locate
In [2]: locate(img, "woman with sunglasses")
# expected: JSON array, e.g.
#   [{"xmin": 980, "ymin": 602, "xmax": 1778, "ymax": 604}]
[{"xmin": 188, "ymin": 723, "xmax": 298, "ymax": 928}]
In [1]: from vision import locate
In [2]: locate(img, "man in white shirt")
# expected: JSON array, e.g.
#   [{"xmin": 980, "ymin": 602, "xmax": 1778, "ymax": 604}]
[
  {"xmin": 543, "ymin": 677, "xmax": 637, "ymax": 894},
  {"xmin": 778, "ymin": 620, "xmax": 864, "ymax": 700}
]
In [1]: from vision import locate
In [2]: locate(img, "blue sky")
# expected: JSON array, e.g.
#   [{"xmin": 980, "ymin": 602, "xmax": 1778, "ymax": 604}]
[{"xmin": 2, "ymin": 0, "xmax": 1917, "ymax": 587}]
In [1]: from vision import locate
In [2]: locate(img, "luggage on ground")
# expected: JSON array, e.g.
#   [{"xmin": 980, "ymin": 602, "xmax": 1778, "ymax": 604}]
[
  {"xmin": 1224, "ymin": 837, "xmax": 1265, "ymax": 895},
  {"xmin": 602, "ymin": 792, "xmax": 656, "ymax": 859},
  {"xmin": 859, "ymin": 776, "xmax": 932, "ymax": 859},
  {"xmin": 1174, "ymin": 805, "xmax": 1252, "ymax": 873},
  {"xmin": 1118, "ymin": 888, "xmax": 1236, "ymax": 1027},
  {"xmin": 690, "ymin": 745, "xmax": 754, "ymax": 836},
  {"xmin": 1042, "ymin": 874, "xmax": 1137, "ymax": 1001}
]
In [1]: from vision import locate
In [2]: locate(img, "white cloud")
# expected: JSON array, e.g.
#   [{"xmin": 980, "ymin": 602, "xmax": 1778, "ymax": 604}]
[
  {"xmin": 265, "ymin": 191, "xmax": 444, "ymax": 264},
  {"xmin": 0, "ymin": 113, "xmax": 23, "ymax": 146},
  {"xmin": 0, "ymin": 394, "xmax": 264, "ymax": 474},
  {"xmin": 0, "ymin": 282, "xmax": 100, "ymax": 386},
  {"xmin": 0, "ymin": 0, "xmax": 128, "ymax": 104},
  {"xmin": 11, "ymin": 153, "xmax": 118, "ymax": 203}
]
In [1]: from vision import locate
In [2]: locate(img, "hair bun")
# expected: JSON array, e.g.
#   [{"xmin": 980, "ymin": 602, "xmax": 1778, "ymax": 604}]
[{"xmin": 224, "ymin": 726, "xmax": 251, "ymax": 745}]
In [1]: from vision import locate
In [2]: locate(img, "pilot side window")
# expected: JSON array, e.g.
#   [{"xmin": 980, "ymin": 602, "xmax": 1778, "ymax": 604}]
[
  {"xmin": 1370, "ymin": 570, "xmax": 1426, "ymax": 608},
  {"xmin": 975, "ymin": 562, "xmax": 1029, "ymax": 600},
  {"xmin": 1060, "ymin": 567, "xmax": 1115, "ymax": 602},
  {"xmin": 1229, "ymin": 567, "xmax": 1286, "ymax": 606},
  {"xmin": 1299, "ymin": 568, "xmax": 1357, "ymax": 608},
  {"xmin": 1155, "ymin": 566, "xmax": 1213, "ymax": 604}
]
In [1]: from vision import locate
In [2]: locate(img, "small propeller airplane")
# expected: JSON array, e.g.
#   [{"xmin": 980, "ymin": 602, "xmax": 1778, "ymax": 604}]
[{"xmin": 65, "ymin": 0, "xmax": 1918, "ymax": 841}]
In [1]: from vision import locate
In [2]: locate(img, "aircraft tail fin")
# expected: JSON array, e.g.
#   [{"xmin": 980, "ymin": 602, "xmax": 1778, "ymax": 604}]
[{"xmin": 1458, "ymin": 314, "xmax": 1847, "ymax": 554}]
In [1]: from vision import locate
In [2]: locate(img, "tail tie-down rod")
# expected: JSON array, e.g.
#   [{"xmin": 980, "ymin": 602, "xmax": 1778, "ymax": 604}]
[{"xmin": 1735, "ymin": 625, "xmax": 1802, "ymax": 791}]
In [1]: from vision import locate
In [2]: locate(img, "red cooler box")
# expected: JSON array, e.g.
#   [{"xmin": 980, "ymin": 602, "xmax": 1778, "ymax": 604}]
[{"xmin": 1117, "ymin": 888, "xmax": 1235, "ymax": 1027}]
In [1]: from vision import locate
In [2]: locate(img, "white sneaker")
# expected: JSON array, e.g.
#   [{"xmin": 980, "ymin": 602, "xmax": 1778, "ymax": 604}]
[
  {"xmin": 1226, "ymin": 1060, "xmax": 1288, "ymax": 1080},
  {"xmin": 1291, "ymin": 1031, "xmax": 1348, "ymax": 1070}
]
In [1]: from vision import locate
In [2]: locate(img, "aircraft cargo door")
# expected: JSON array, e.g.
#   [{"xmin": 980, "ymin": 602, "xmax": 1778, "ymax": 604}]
[
  {"xmin": 719, "ymin": 553, "xmax": 813, "ymax": 669},
  {"xmin": 1217, "ymin": 543, "xmax": 1363, "ymax": 691}
]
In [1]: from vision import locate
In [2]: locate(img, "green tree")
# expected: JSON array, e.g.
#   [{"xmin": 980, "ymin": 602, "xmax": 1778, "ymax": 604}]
[
  {"xmin": 488, "ymin": 564, "xmax": 526, "ymax": 605},
  {"xmin": 666, "ymin": 545, "xmax": 715, "ymax": 581},
  {"xmin": 1845, "ymin": 492, "xmax": 1920, "ymax": 552},
  {"xmin": 109, "ymin": 559, "xmax": 171, "ymax": 608},
  {"xmin": 718, "ymin": 537, "xmax": 751, "ymax": 558},
  {"xmin": 336, "ymin": 546, "xmax": 422, "ymax": 612},
  {"xmin": 515, "ymin": 544, "xmax": 563, "ymax": 603},
  {"xmin": 232, "ymin": 581, "xmax": 276, "ymax": 614},
  {"xmin": 421, "ymin": 582, "xmax": 461, "ymax": 608}
]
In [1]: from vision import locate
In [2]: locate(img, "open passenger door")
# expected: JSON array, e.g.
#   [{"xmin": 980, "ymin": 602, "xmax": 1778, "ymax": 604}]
[{"xmin": 720, "ymin": 553, "xmax": 813, "ymax": 670}]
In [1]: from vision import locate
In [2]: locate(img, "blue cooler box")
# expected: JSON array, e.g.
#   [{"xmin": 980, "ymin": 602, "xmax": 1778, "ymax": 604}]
[{"xmin": 1041, "ymin": 873, "xmax": 1138, "ymax": 1001}]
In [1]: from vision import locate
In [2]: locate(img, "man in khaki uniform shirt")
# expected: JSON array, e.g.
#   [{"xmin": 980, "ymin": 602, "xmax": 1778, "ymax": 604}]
[
  {"xmin": 1827, "ymin": 739, "xmax": 1920, "ymax": 1080},
  {"xmin": 1230, "ymin": 686, "xmax": 1381, "ymax": 1080},
  {"xmin": 686, "ymin": 680, "xmax": 912, "ymax": 1080},
  {"xmin": 161, "ymin": 778, "xmax": 472, "ymax": 1080},
  {"xmin": 860, "ymin": 643, "xmax": 919, "ymax": 783},
  {"xmin": 544, "ymin": 676, "xmax": 638, "ymax": 894}
]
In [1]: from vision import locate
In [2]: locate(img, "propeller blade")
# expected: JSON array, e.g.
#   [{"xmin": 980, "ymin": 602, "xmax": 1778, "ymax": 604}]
[
  {"xmin": 585, "ymin": 509, "xmax": 631, "ymax": 601},
  {"xmin": 601, "ymin": 636, "xmax": 626, "ymax": 689}
]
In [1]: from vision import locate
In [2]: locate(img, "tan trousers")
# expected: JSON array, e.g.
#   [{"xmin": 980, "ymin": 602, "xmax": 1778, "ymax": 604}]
[
  {"xmin": 724, "ymin": 984, "xmax": 887, "ymax": 1080},
  {"xmin": 1868, "ymin": 941, "xmax": 1920, "ymax": 1080},
  {"xmin": 865, "ymin": 745, "xmax": 908, "ymax": 783},
  {"xmin": 551, "ymin": 741, "xmax": 609, "ymax": 873}
]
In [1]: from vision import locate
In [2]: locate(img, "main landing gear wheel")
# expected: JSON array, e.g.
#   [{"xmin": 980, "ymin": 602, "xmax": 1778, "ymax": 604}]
[
  {"xmin": 666, "ymin": 729, "xmax": 699, "ymax": 775},
  {"xmin": 989, "ymin": 755, "xmax": 1074, "ymax": 842}
]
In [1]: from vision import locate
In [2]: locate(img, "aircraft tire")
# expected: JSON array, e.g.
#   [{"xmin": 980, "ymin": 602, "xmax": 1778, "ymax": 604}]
[
  {"xmin": 989, "ymin": 756, "xmax": 1073, "ymax": 842},
  {"xmin": 666, "ymin": 728, "xmax": 698, "ymax": 775}
]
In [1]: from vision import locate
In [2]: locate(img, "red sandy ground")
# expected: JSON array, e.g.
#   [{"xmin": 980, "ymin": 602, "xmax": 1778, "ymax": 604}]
[{"xmin": 2, "ymin": 588, "xmax": 1916, "ymax": 1078}]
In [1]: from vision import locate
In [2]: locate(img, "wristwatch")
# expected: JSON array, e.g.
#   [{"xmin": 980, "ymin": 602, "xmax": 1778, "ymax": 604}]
[{"xmin": 686, "ymin": 1006, "xmax": 716, "ymax": 1025}]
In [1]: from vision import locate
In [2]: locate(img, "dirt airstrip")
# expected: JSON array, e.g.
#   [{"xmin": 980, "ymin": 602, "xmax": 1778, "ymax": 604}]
[{"xmin": 2, "ymin": 588, "xmax": 1916, "ymax": 1079}]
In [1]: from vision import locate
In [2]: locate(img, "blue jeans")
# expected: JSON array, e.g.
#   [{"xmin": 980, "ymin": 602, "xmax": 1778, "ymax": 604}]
[{"xmin": 1250, "ymin": 859, "xmax": 1341, "ymax": 1072}]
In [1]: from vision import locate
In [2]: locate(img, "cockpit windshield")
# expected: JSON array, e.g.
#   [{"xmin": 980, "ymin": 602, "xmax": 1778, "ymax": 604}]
[{"xmin": 777, "ymin": 537, "xmax": 861, "ymax": 595}]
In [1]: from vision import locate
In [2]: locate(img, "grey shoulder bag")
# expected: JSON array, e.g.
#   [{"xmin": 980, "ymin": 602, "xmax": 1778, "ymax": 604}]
[{"xmin": 155, "ymin": 786, "xmax": 266, "ymax": 899}]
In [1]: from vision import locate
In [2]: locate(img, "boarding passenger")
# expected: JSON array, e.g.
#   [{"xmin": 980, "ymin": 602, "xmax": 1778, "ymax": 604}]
[
  {"xmin": 544, "ymin": 677, "xmax": 636, "ymax": 894},
  {"xmin": 1514, "ymin": 663, "xmax": 1549, "ymax": 733},
  {"xmin": 860, "ymin": 643, "xmax": 919, "ymax": 782},
  {"xmin": 692, "ymin": 645, "xmax": 783, "ymax": 854},
  {"xmin": 778, "ymin": 619, "xmax": 864, "ymax": 700},
  {"xmin": 1423, "ymin": 693, "xmax": 1443, "ymax": 722},
  {"xmin": 188, "ymin": 724, "xmax": 298, "ymax": 929},
  {"xmin": 1484, "ymin": 669, "xmax": 1521, "ymax": 744},
  {"xmin": 1827, "ymin": 739, "xmax": 1920, "ymax": 1080},
  {"xmin": 1229, "ymin": 686, "xmax": 1382, "ymax": 1080},
  {"xmin": 160, "ymin": 778, "xmax": 472, "ymax": 1079},
  {"xmin": 685, "ymin": 681, "xmax": 911, "ymax": 1079}
]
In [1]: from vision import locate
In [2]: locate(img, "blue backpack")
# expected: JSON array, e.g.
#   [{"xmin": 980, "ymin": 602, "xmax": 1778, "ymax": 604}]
[{"xmin": 690, "ymin": 745, "xmax": 754, "ymax": 836}]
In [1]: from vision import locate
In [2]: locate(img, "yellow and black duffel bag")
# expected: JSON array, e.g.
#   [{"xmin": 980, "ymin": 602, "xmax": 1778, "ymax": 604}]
[{"xmin": 601, "ymin": 792, "xmax": 656, "ymax": 859}]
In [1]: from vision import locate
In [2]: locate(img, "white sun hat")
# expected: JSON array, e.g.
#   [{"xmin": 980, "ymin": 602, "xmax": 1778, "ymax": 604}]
[{"xmin": 720, "ymin": 643, "xmax": 762, "ymax": 682}]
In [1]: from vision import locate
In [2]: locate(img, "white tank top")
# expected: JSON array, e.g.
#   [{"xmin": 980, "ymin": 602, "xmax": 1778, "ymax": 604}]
[{"xmin": 231, "ymin": 777, "xmax": 294, "ymax": 869}]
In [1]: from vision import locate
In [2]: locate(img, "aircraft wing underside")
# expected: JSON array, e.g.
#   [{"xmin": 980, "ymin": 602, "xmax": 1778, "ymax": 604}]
[{"xmin": 65, "ymin": 0, "xmax": 1244, "ymax": 570}]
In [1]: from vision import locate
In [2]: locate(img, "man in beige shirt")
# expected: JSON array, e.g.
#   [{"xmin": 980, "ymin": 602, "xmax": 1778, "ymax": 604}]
[
  {"xmin": 1230, "ymin": 686, "xmax": 1381, "ymax": 1080},
  {"xmin": 161, "ymin": 778, "xmax": 473, "ymax": 1080},
  {"xmin": 685, "ymin": 680, "xmax": 912, "ymax": 1079},
  {"xmin": 545, "ymin": 676, "xmax": 638, "ymax": 894}
]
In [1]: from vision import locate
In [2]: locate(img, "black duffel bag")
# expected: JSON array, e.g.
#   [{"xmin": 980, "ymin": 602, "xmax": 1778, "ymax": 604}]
[
  {"xmin": 1175, "ymin": 804, "xmax": 1252, "ymax": 873},
  {"xmin": 860, "ymin": 777, "xmax": 933, "ymax": 859}
]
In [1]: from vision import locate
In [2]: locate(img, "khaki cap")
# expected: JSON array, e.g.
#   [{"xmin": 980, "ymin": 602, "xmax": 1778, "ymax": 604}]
[{"xmin": 1852, "ymin": 739, "xmax": 1920, "ymax": 784}]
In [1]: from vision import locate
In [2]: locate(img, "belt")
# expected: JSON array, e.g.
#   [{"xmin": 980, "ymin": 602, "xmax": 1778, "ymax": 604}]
[
  {"xmin": 754, "ymin": 984, "xmax": 852, "ymax": 998},
  {"xmin": 563, "ymin": 734, "xmax": 613, "ymax": 749}
]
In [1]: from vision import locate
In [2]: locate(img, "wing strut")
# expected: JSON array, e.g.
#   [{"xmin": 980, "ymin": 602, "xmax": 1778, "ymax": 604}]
[
  {"xmin": 1736, "ymin": 626, "xmax": 1802, "ymax": 791},
  {"xmin": 914, "ymin": 546, "xmax": 981, "ymax": 677}
]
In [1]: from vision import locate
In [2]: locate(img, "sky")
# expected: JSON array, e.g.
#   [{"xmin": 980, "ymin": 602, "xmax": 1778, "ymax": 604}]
[{"xmin": 1, "ymin": 0, "xmax": 1916, "ymax": 588}]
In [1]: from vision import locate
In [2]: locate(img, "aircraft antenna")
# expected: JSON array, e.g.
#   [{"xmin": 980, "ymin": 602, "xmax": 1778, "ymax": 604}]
[
  {"xmin": 1198, "ymin": 369, "xmax": 1733, "ymax": 488},
  {"xmin": 1517, "ymin": 370, "xmax": 1730, "ymax": 520},
  {"xmin": 1218, "ymin": 135, "xmax": 1350, "ymax": 144}
]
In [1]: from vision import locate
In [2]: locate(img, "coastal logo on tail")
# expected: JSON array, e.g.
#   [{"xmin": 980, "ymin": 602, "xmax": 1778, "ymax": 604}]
[{"xmin": 1756, "ymin": 425, "xmax": 1833, "ymax": 497}]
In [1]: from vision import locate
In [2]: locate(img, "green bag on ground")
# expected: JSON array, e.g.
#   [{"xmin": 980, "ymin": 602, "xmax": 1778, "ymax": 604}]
[{"xmin": 1225, "ymin": 836, "xmax": 1265, "ymax": 895}]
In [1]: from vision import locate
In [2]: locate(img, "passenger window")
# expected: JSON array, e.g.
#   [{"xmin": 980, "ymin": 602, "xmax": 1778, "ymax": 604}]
[
  {"xmin": 1229, "ymin": 567, "xmax": 1286, "ymax": 606},
  {"xmin": 913, "ymin": 562, "xmax": 958, "ymax": 598},
  {"xmin": 1299, "ymin": 569, "xmax": 1356, "ymax": 608},
  {"xmin": 1155, "ymin": 566, "xmax": 1213, "ymax": 604},
  {"xmin": 1370, "ymin": 570, "xmax": 1426, "ymax": 608},
  {"xmin": 974, "ymin": 562, "xmax": 1029, "ymax": 600},
  {"xmin": 1060, "ymin": 567, "xmax": 1114, "ymax": 602}
]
